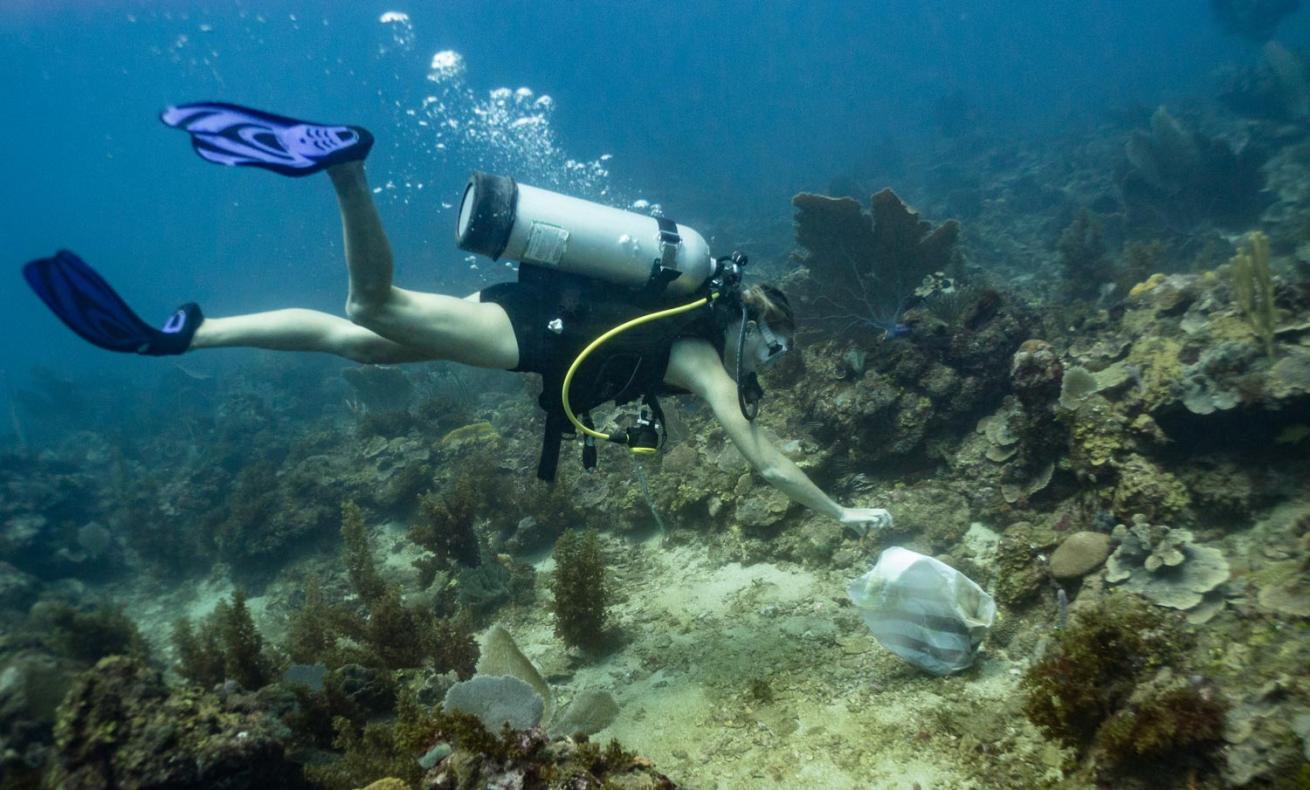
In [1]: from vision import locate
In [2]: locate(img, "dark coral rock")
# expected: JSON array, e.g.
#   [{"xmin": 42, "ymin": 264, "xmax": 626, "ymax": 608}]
[
  {"xmin": 44, "ymin": 603, "xmax": 148, "ymax": 666},
  {"xmin": 0, "ymin": 650, "xmax": 80, "ymax": 786},
  {"xmin": 1094, "ymin": 670, "xmax": 1228, "ymax": 767},
  {"xmin": 879, "ymin": 483, "xmax": 972, "ymax": 552},
  {"xmin": 50, "ymin": 655, "xmax": 308, "ymax": 789},
  {"xmin": 1008, "ymin": 340, "xmax": 1071, "ymax": 470},
  {"xmin": 994, "ymin": 521, "xmax": 1058, "ymax": 606},
  {"xmin": 1010, "ymin": 340, "xmax": 1064, "ymax": 412}
]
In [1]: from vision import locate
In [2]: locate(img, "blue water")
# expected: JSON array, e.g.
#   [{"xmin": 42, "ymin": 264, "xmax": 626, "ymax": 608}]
[{"xmin": 0, "ymin": 0, "xmax": 1293, "ymax": 428}]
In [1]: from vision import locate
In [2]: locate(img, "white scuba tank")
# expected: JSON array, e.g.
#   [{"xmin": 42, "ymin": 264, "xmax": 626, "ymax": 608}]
[{"xmin": 455, "ymin": 172, "xmax": 714, "ymax": 296}]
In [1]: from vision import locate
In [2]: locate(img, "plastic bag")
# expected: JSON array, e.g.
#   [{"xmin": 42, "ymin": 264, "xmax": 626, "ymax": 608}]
[{"xmin": 847, "ymin": 546, "xmax": 996, "ymax": 675}]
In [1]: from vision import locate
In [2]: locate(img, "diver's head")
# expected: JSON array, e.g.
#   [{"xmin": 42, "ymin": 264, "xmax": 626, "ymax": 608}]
[{"xmin": 727, "ymin": 284, "xmax": 795, "ymax": 373}]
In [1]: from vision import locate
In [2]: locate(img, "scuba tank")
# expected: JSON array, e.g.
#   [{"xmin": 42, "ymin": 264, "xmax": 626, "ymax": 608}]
[
  {"xmin": 454, "ymin": 172, "xmax": 762, "ymax": 478},
  {"xmin": 456, "ymin": 172, "xmax": 715, "ymax": 296}
]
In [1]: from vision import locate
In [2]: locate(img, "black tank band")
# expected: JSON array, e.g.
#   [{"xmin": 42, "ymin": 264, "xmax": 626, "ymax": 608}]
[{"xmin": 456, "ymin": 171, "xmax": 518, "ymax": 260}]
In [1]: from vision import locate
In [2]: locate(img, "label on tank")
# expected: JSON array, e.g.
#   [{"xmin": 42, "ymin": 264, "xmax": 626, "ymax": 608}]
[{"xmin": 523, "ymin": 222, "xmax": 570, "ymax": 266}]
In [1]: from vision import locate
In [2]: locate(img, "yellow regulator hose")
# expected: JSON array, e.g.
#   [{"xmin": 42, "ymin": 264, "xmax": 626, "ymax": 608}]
[{"xmin": 561, "ymin": 294, "xmax": 714, "ymax": 442}]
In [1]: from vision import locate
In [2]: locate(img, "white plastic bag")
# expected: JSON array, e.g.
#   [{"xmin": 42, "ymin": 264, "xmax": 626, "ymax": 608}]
[{"xmin": 847, "ymin": 546, "xmax": 996, "ymax": 675}]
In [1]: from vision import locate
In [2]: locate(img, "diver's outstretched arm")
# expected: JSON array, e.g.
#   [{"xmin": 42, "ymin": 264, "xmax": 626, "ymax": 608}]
[
  {"xmin": 665, "ymin": 337, "xmax": 893, "ymax": 533},
  {"xmin": 192, "ymin": 309, "xmax": 437, "ymax": 364},
  {"xmin": 326, "ymin": 162, "xmax": 521, "ymax": 369}
]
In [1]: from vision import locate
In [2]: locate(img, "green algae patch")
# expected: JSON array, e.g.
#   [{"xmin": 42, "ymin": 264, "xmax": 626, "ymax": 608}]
[{"xmin": 439, "ymin": 421, "xmax": 501, "ymax": 452}]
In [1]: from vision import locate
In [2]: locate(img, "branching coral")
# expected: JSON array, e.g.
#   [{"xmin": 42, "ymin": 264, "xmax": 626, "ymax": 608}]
[
  {"xmin": 791, "ymin": 188, "xmax": 960, "ymax": 337},
  {"xmin": 286, "ymin": 576, "xmax": 336, "ymax": 665},
  {"xmin": 218, "ymin": 589, "xmax": 280, "ymax": 690},
  {"xmin": 172, "ymin": 615, "xmax": 226, "ymax": 687}
]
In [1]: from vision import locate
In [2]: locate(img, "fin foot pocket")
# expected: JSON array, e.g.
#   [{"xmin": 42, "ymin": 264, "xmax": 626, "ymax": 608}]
[{"xmin": 160, "ymin": 101, "xmax": 373, "ymax": 177}]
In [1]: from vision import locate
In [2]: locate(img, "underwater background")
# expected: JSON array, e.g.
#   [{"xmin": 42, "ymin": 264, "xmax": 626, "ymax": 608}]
[{"xmin": 2, "ymin": 1, "xmax": 1310, "ymax": 788}]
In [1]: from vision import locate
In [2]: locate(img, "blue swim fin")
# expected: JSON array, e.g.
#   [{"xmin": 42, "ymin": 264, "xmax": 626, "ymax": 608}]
[
  {"xmin": 23, "ymin": 251, "xmax": 203, "ymax": 356},
  {"xmin": 160, "ymin": 102, "xmax": 374, "ymax": 177}
]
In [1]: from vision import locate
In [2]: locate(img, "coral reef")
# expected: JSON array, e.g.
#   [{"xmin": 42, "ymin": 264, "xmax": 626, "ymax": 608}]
[
  {"xmin": 50, "ymin": 655, "xmax": 308, "ymax": 788},
  {"xmin": 7, "ymin": 33, "xmax": 1310, "ymax": 788}
]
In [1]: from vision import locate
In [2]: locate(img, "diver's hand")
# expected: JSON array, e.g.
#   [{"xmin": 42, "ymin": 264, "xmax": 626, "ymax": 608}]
[{"xmin": 839, "ymin": 507, "xmax": 893, "ymax": 536}]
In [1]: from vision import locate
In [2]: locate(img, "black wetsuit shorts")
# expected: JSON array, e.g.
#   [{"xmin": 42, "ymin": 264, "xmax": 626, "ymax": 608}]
[{"xmin": 479, "ymin": 282, "xmax": 545, "ymax": 374}]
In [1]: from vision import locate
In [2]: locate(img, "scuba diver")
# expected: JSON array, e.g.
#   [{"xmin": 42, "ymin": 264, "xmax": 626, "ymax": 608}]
[{"xmin": 23, "ymin": 102, "xmax": 892, "ymax": 534}]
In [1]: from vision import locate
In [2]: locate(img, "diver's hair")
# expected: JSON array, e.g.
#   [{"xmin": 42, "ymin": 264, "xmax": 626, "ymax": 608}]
[{"xmin": 742, "ymin": 284, "xmax": 795, "ymax": 335}]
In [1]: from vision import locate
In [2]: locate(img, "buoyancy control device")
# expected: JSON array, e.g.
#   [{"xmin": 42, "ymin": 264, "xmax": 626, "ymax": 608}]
[{"xmin": 455, "ymin": 173, "xmax": 760, "ymax": 479}]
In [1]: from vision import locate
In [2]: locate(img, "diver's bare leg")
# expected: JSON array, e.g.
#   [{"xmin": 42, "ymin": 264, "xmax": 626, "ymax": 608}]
[
  {"xmin": 326, "ymin": 162, "xmax": 520, "ymax": 369},
  {"xmin": 191, "ymin": 309, "xmax": 435, "ymax": 364}
]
